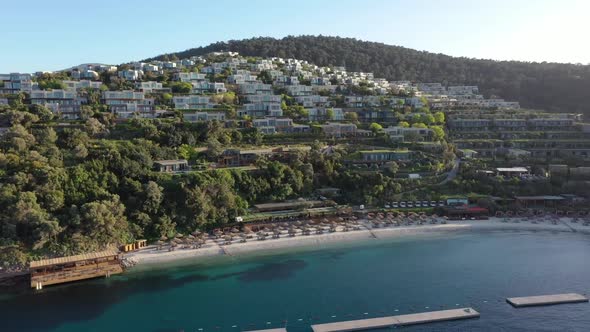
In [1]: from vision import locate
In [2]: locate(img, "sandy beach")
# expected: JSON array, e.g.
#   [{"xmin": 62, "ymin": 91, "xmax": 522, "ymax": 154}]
[{"xmin": 125, "ymin": 217, "xmax": 590, "ymax": 266}]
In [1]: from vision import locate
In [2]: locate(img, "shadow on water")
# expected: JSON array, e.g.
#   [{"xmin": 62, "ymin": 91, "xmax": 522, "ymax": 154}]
[
  {"xmin": 0, "ymin": 259, "xmax": 307, "ymax": 331},
  {"xmin": 210, "ymin": 259, "xmax": 307, "ymax": 282}
]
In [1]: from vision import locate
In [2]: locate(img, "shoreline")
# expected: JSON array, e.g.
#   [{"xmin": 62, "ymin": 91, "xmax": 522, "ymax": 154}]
[{"xmin": 125, "ymin": 217, "xmax": 590, "ymax": 267}]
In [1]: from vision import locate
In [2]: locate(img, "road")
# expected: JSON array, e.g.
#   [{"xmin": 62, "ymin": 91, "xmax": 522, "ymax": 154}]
[
  {"xmin": 439, "ymin": 158, "xmax": 461, "ymax": 185},
  {"xmin": 397, "ymin": 158, "xmax": 460, "ymax": 195}
]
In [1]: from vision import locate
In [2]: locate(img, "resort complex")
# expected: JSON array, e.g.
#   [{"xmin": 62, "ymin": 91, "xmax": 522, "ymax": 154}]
[{"xmin": 1, "ymin": 49, "xmax": 590, "ymax": 278}]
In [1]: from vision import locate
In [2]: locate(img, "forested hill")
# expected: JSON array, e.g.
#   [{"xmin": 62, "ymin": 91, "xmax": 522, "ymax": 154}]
[{"xmin": 148, "ymin": 35, "xmax": 590, "ymax": 116}]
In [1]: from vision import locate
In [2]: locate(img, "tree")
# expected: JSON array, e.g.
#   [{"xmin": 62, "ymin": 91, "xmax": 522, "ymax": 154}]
[
  {"xmin": 171, "ymin": 82, "xmax": 193, "ymax": 94},
  {"xmin": 80, "ymin": 195, "xmax": 130, "ymax": 246},
  {"xmin": 411, "ymin": 114, "xmax": 422, "ymax": 124},
  {"xmin": 386, "ymin": 161, "xmax": 399, "ymax": 175},
  {"xmin": 422, "ymin": 114, "xmax": 435, "ymax": 125},
  {"xmin": 85, "ymin": 118, "xmax": 107, "ymax": 136},
  {"xmin": 431, "ymin": 125, "xmax": 445, "ymax": 141},
  {"xmin": 369, "ymin": 122, "xmax": 383, "ymax": 133},
  {"xmin": 412, "ymin": 123, "xmax": 427, "ymax": 128},
  {"xmin": 344, "ymin": 112, "xmax": 359, "ymax": 123},
  {"xmin": 242, "ymin": 127, "xmax": 263, "ymax": 145},
  {"xmin": 79, "ymin": 105, "xmax": 96, "ymax": 120},
  {"xmin": 142, "ymin": 181, "xmax": 163, "ymax": 214},
  {"xmin": 434, "ymin": 111, "xmax": 445, "ymax": 124},
  {"xmin": 257, "ymin": 70, "xmax": 273, "ymax": 84},
  {"xmin": 206, "ymin": 138, "xmax": 223, "ymax": 159},
  {"xmin": 398, "ymin": 121, "xmax": 410, "ymax": 128},
  {"xmin": 177, "ymin": 144, "xmax": 193, "ymax": 160},
  {"xmin": 73, "ymin": 144, "xmax": 88, "ymax": 158},
  {"xmin": 325, "ymin": 108, "xmax": 335, "ymax": 121},
  {"xmin": 154, "ymin": 215, "xmax": 176, "ymax": 238},
  {"xmin": 13, "ymin": 192, "xmax": 61, "ymax": 249},
  {"xmin": 28, "ymin": 104, "xmax": 54, "ymax": 122},
  {"xmin": 3, "ymin": 110, "xmax": 39, "ymax": 127}
]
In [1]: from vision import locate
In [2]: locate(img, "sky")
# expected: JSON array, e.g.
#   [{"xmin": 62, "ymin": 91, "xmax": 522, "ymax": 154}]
[{"xmin": 2, "ymin": 0, "xmax": 589, "ymax": 72}]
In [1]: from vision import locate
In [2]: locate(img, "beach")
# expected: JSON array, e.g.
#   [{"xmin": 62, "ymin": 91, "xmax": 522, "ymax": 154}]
[{"xmin": 125, "ymin": 217, "xmax": 590, "ymax": 266}]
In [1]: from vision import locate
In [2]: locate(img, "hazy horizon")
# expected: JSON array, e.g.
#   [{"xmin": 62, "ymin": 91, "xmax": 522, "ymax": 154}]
[{"xmin": 2, "ymin": 0, "xmax": 590, "ymax": 72}]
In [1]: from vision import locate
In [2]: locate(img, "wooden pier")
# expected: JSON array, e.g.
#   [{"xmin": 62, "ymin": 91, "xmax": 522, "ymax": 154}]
[
  {"xmin": 30, "ymin": 249, "xmax": 122, "ymax": 289},
  {"xmin": 311, "ymin": 308, "xmax": 480, "ymax": 332},
  {"xmin": 507, "ymin": 293, "xmax": 589, "ymax": 307}
]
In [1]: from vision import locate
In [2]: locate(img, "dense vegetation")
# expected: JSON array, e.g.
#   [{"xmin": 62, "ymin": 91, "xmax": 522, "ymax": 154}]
[
  {"xmin": 2, "ymin": 104, "xmax": 438, "ymax": 266},
  {"xmin": 149, "ymin": 35, "xmax": 590, "ymax": 117}
]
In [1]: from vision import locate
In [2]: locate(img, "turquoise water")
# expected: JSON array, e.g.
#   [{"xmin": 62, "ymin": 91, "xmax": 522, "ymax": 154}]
[{"xmin": 2, "ymin": 230, "xmax": 590, "ymax": 332}]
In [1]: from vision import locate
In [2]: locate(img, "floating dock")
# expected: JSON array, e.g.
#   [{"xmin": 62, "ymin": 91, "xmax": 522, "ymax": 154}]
[
  {"xmin": 507, "ymin": 293, "xmax": 589, "ymax": 307},
  {"xmin": 244, "ymin": 329, "xmax": 287, "ymax": 332},
  {"xmin": 311, "ymin": 308, "xmax": 479, "ymax": 332}
]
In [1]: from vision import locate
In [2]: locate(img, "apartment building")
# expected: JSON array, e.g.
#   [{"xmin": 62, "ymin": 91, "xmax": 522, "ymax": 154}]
[
  {"xmin": 294, "ymin": 95, "xmax": 329, "ymax": 108},
  {"xmin": 308, "ymin": 108, "xmax": 344, "ymax": 122},
  {"xmin": 183, "ymin": 112, "xmax": 226, "ymax": 122},
  {"xmin": 102, "ymin": 90, "xmax": 154, "ymax": 117},
  {"xmin": 63, "ymin": 80, "xmax": 103, "ymax": 90},
  {"xmin": 173, "ymin": 95, "xmax": 215, "ymax": 110},
  {"xmin": 30, "ymin": 89, "xmax": 85, "ymax": 119},
  {"xmin": 384, "ymin": 126, "xmax": 433, "ymax": 142},
  {"xmin": 192, "ymin": 82, "xmax": 227, "ymax": 94},
  {"xmin": 238, "ymin": 83, "xmax": 272, "ymax": 95},
  {"xmin": 175, "ymin": 72, "xmax": 206, "ymax": 82},
  {"xmin": 318, "ymin": 122, "xmax": 357, "ymax": 138}
]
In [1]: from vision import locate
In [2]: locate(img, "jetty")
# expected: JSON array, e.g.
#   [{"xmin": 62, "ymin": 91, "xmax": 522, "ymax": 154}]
[
  {"xmin": 30, "ymin": 249, "xmax": 122, "ymax": 289},
  {"xmin": 311, "ymin": 308, "xmax": 479, "ymax": 332},
  {"xmin": 507, "ymin": 293, "xmax": 589, "ymax": 307}
]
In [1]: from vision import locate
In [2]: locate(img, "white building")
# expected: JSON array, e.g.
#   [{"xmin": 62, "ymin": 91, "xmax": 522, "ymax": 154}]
[
  {"xmin": 173, "ymin": 95, "xmax": 215, "ymax": 110},
  {"xmin": 183, "ymin": 112, "xmax": 226, "ymax": 122}
]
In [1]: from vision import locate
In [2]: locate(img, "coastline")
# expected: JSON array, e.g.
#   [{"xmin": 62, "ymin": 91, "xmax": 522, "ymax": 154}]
[{"xmin": 125, "ymin": 217, "xmax": 590, "ymax": 267}]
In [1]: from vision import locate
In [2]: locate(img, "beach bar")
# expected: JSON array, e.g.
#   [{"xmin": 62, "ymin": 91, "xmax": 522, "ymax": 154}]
[
  {"xmin": 311, "ymin": 308, "xmax": 480, "ymax": 332},
  {"xmin": 507, "ymin": 293, "xmax": 589, "ymax": 307},
  {"xmin": 30, "ymin": 249, "xmax": 122, "ymax": 289},
  {"xmin": 120, "ymin": 239, "xmax": 147, "ymax": 252}
]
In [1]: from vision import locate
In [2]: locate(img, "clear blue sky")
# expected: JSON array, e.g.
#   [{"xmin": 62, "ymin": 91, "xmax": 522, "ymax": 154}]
[{"xmin": 2, "ymin": 0, "xmax": 589, "ymax": 72}]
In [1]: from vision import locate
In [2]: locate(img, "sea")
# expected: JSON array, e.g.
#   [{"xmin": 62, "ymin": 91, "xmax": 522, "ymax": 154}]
[{"xmin": 1, "ymin": 230, "xmax": 589, "ymax": 332}]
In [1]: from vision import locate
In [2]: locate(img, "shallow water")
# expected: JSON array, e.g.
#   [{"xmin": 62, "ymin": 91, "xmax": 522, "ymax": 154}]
[{"xmin": 2, "ymin": 230, "xmax": 590, "ymax": 332}]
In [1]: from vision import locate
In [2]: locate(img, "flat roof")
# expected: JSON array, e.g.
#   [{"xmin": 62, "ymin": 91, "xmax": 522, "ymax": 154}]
[
  {"xmin": 30, "ymin": 249, "xmax": 120, "ymax": 269},
  {"xmin": 254, "ymin": 200, "xmax": 323, "ymax": 209},
  {"xmin": 154, "ymin": 159, "xmax": 188, "ymax": 165},
  {"xmin": 515, "ymin": 195, "xmax": 565, "ymax": 201},
  {"xmin": 359, "ymin": 150, "xmax": 410, "ymax": 154},
  {"xmin": 239, "ymin": 149, "xmax": 273, "ymax": 155},
  {"xmin": 496, "ymin": 167, "xmax": 528, "ymax": 172}
]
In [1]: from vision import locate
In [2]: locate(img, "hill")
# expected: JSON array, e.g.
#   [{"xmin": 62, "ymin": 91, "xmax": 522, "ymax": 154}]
[{"xmin": 147, "ymin": 35, "xmax": 590, "ymax": 117}]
